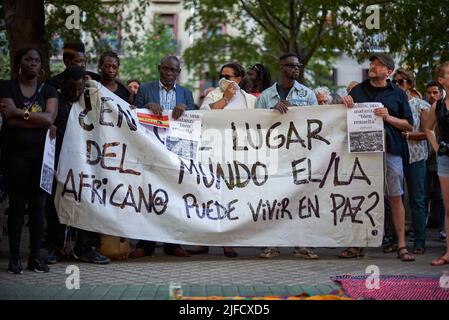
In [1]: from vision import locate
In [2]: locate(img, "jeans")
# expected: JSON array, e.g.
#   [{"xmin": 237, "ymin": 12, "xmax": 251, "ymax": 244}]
[
  {"xmin": 404, "ymin": 159, "xmax": 427, "ymax": 248},
  {"xmin": 426, "ymin": 170, "xmax": 445, "ymax": 231}
]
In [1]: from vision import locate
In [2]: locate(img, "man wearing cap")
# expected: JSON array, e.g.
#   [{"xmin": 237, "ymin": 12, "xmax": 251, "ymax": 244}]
[{"xmin": 341, "ymin": 53, "xmax": 415, "ymax": 261}]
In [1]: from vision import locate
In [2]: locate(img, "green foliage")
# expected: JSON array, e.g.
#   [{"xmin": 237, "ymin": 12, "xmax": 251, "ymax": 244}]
[
  {"xmin": 183, "ymin": 0, "xmax": 368, "ymax": 82},
  {"xmin": 120, "ymin": 21, "xmax": 180, "ymax": 83},
  {"xmin": 352, "ymin": 0, "xmax": 449, "ymax": 91},
  {"xmin": 0, "ymin": 2, "xmax": 8, "ymax": 79},
  {"xmin": 183, "ymin": 0, "xmax": 449, "ymax": 89}
]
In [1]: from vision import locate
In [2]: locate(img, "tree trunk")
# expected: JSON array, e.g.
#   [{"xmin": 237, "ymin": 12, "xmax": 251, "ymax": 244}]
[{"xmin": 3, "ymin": 0, "xmax": 49, "ymax": 79}]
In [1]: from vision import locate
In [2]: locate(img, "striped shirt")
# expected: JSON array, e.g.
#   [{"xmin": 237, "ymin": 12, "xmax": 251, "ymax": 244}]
[{"xmin": 159, "ymin": 81, "xmax": 177, "ymax": 110}]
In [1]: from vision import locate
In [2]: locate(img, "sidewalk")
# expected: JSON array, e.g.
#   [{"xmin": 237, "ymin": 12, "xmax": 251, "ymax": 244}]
[{"xmin": 0, "ymin": 228, "xmax": 447, "ymax": 300}]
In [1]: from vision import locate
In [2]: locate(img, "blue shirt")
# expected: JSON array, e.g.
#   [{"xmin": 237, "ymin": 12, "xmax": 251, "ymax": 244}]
[
  {"xmin": 256, "ymin": 81, "xmax": 318, "ymax": 109},
  {"xmin": 159, "ymin": 81, "xmax": 177, "ymax": 110}
]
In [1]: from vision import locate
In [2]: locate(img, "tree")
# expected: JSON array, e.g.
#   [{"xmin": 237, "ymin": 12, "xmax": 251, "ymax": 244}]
[
  {"xmin": 353, "ymin": 0, "xmax": 449, "ymax": 92},
  {"xmin": 183, "ymin": 0, "xmax": 449, "ymax": 90},
  {"xmin": 3, "ymin": 0, "xmax": 49, "ymax": 76},
  {"xmin": 120, "ymin": 21, "xmax": 180, "ymax": 82},
  {"xmin": 183, "ymin": 0, "xmax": 368, "ymax": 82},
  {"xmin": 0, "ymin": 2, "xmax": 9, "ymax": 79},
  {"xmin": 2, "ymin": 0, "xmax": 151, "ymax": 78}
]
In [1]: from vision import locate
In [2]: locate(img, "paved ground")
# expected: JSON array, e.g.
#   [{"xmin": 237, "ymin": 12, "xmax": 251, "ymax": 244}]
[{"xmin": 0, "ymin": 228, "xmax": 447, "ymax": 300}]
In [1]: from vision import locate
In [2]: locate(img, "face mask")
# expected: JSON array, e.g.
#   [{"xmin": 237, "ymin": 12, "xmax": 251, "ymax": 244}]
[{"xmin": 219, "ymin": 78, "xmax": 236, "ymax": 92}]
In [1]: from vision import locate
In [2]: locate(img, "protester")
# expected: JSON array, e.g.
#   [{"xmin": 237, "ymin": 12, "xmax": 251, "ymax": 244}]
[
  {"xmin": 341, "ymin": 53, "xmax": 415, "ymax": 262},
  {"xmin": 197, "ymin": 62, "xmax": 257, "ymax": 257},
  {"xmin": 426, "ymin": 81, "xmax": 444, "ymax": 105},
  {"xmin": 256, "ymin": 53, "xmax": 318, "ymax": 259},
  {"xmin": 0, "ymin": 47, "xmax": 58, "ymax": 273},
  {"xmin": 425, "ymin": 81, "xmax": 446, "ymax": 241},
  {"xmin": 314, "ymin": 86, "xmax": 332, "ymax": 105},
  {"xmin": 200, "ymin": 62, "xmax": 256, "ymax": 110},
  {"xmin": 392, "ymin": 68, "xmax": 430, "ymax": 254},
  {"xmin": 47, "ymin": 41, "xmax": 100, "ymax": 89},
  {"xmin": 256, "ymin": 53, "xmax": 318, "ymax": 112},
  {"xmin": 424, "ymin": 61, "xmax": 449, "ymax": 266},
  {"xmin": 131, "ymin": 55, "xmax": 194, "ymax": 258},
  {"xmin": 98, "ymin": 51, "xmax": 133, "ymax": 103},
  {"xmin": 245, "ymin": 63, "xmax": 272, "ymax": 97},
  {"xmin": 45, "ymin": 66, "xmax": 110, "ymax": 265}
]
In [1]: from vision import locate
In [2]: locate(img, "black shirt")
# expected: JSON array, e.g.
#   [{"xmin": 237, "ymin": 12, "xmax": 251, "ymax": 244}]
[
  {"xmin": 53, "ymin": 92, "xmax": 72, "ymax": 167},
  {"xmin": 436, "ymin": 98, "xmax": 449, "ymax": 144},
  {"xmin": 0, "ymin": 79, "xmax": 58, "ymax": 159},
  {"xmin": 112, "ymin": 82, "xmax": 131, "ymax": 102},
  {"xmin": 276, "ymin": 84, "xmax": 293, "ymax": 101},
  {"xmin": 364, "ymin": 81, "xmax": 389, "ymax": 101}
]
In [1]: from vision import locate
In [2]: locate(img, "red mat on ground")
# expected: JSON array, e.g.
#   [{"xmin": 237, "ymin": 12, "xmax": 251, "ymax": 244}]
[{"xmin": 332, "ymin": 275, "xmax": 449, "ymax": 300}]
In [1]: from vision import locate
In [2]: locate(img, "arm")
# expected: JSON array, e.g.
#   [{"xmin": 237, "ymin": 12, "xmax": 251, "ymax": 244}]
[
  {"xmin": 403, "ymin": 131, "xmax": 427, "ymax": 141},
  {"xmin": 0, "ymin": 97, "xmax": 58, "ymax": 129},
  {"xmin": 404, "ymin": 109, "xmax": 430, "ymax": 141},
  {"xmin": 423, "ymin": 104, "xmax": 439, "ymax": 152},
  {"xmin": 374, "ymin": 107, "xmax": 413, "ymax": 132},
  {"xmin": 208, "ymin": 84, "xmax": 237, "ymax": 110}
]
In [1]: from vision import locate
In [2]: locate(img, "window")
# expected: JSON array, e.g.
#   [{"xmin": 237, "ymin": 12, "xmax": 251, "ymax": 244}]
[
  {"xmin": 160, "ymin": 14, "xmax": 178, "ymax": 40},
  {"xmin": 362, "ymin": 68, "xmax": 369, "ymax": 81}
]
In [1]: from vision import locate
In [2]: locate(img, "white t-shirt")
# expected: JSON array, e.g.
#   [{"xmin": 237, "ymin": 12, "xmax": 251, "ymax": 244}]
[{"xmin": 224, "ymin": 90, "xmax": 246, "ymax": 110}]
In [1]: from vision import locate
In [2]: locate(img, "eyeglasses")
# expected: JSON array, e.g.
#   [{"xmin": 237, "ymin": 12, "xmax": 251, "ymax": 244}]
[
  {"xmin": 251, "ymin": 64, "xmax": 261, "ymax": 72},
  {"xmin": 392, "ymin": 79, "xmax": 410, "ymax": 85},
  {"xmin": 220, "ymin": 74, "xmax": 235, "ymax": 80},
  {"xmin": 282, "ymin": 63, "xmax": 302, "ymax": 69}
]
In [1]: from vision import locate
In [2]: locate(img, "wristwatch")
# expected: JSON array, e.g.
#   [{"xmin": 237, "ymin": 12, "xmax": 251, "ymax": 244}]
[{"xmin": 23, "ymin": 109, "xmax": 30, "ymax": 120}]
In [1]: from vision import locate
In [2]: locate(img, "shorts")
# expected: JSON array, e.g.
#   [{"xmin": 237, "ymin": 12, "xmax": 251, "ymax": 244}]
[
  {"xmin": 385, "ymin": 153, "xmax": 404, "ymax": 197},
  {"xmin": 437, "ymin": 155, "xmax": 449, "ymax": 177}
]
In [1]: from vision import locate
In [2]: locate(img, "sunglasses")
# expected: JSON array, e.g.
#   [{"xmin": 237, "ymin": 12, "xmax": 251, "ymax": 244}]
[
  {"xmin": 392, "ymin": 79, "xmax": 410, "ymax": 85},
  {"xmin": 220, "ymin": 74, "xmax": 235, "ymax": 80},
  {"xmin": 282, "ymin": 63, "xmax": 302, "ymax": 69}
]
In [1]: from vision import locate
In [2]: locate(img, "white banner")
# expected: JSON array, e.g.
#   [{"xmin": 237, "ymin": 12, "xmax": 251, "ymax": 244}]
[{"xmin": 55, "ymin": 82, "xmax": 385, "ymax": 247}]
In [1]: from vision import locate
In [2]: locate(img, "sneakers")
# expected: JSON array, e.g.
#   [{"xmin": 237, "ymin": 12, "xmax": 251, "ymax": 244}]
[
  {"xmin": 78, "ymin": 249, "xmax": 110, "ymax": 264},
  {"xmin": 27, "ymin": 257, "xmax": 50, "ymax": 273},
  {"xmin": 293, "ymin": 247, "xmax": 319, "ymax": 259},
  {"xmin": 259, "ymin": 247, "xmax": 281, "ymax": 259},
  {"xmin": 8, "ymin": 258, "xmax": 23, "ymax": 274},
  {"xmin": 440, "ymin": 230, "xmax": 447, "ymax": 242}
]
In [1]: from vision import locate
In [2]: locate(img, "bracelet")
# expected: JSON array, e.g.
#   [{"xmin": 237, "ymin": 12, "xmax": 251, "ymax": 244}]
[
  {"xmin": 23, "ymin": 110, "xmax": 30, "ymax": 120},
  {"xmin": 406, "ymin": 132, "xmax": 409, "ymax": 140}
]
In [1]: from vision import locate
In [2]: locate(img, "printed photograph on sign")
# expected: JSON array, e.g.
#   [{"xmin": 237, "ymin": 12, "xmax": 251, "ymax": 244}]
[
  {"xmin": 165, "ymin": 136, "xmax": 199, "ymax": 160},
  {"xmin": 347, "ymin": 103, "xmax": 385, "ymax": 153}
]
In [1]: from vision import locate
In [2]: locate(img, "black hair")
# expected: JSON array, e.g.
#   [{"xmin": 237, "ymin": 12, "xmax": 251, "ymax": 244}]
[
  {"xmin": 239, "ymin": 76, "xmax": 254, "ymax": 92},
  {"xmin": 249, "ymin": 63, "xmax": 272, "ymax": 91},
  {"xmin": 62, "ymin": 65, "xmax": 86, "ymax": 83},
  {"xmin": 426, "ymin": 80, "xmax": 443, "ymax": 93},
  {"xmin": 160, "ymin": 55, "xmax": 180, "ymax": 66},
  {"xmin": 279, "ymin": 53, "xmax": 300, "ymax": 62},
  {"xmin": 127, "ymin": 78, "xmax": 141, "ymax": 85},
  {"xmin": 220, "ymin": 62, "xmax": 245, "ymax": 78},
  {"xmin": 98, "ymin": 51, "xmax": 120, "ymax": 69},
  {"xmin": 63, "ymin": 41, "xmax": 86, "ymax": 61},
  {"xmin": 13, "ymin": 46, "xmax": 43, "ymax": 76}
]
